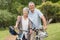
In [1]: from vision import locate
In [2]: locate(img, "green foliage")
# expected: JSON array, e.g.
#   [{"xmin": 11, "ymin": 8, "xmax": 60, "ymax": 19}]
[
  {"xmin": 18, "ymin": 0, "xmax": 42, "ymax": 5},
  {"xmin": 46, "ymin": 0, "xmax": 60, "ymax": 3},
  {"xmin": 37, "ymin": 1, "xmax": 60, "ymax": 22},
  {"xmin": 0, "ymin": 0, "xmax": 9, "ymax": 9},
  {"xmin": 0, "ymin": 0, "xmax": 24, "ymax": 14},
  {"xmin": 57, "ymin": 1, "xmax": 60, "ymax": 4},
  {"xmin": 7, "ymin": 0, "xmax": 42, "ymax": 14},
  {"xmin": 9, "ymin": 1, "xmax": 23, "ymax": 14},
  {"xmin": 0, "ymin": 10, "xmax": 17, "ymax": 27},
  {"xmin": 0, "ymin": 0, "xmax": 60, "ymax": 28},
  {"xmin": 17, "ymin": 5, "xmax": 24, "ymax": 15},
  {"xmin": 0, "ymin": 0, "xmax": 42, "ymax": 14}
]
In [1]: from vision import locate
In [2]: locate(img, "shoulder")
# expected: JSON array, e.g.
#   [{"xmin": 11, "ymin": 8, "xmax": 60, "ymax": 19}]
[
  {"xmin": 17, "ymin": 16, "xmax": 21, "ymax": 18},
  {"xmin": 35, "ymin": 8, "xmax": 43, "ymax": 14},
  {"xmin": 35, "ymin": 8, "xmax": 40, "ymax": 12},
  {"xmin": 17, "ymin": 16, "xmax": 22, "ymax": 20},
  {"xmin": 35, "ymin": 8, "xmax": 43, "ymax": 17}
]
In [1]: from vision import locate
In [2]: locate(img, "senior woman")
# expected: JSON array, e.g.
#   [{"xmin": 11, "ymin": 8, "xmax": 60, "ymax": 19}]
[{"xmin": 14, "ymin": 7, "xmax": 32, "ymax": 40}]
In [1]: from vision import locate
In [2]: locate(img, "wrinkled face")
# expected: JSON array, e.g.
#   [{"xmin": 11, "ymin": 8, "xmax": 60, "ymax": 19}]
[
  {"xmin": 23, "ymin": 10, "xmax": 28, "ymax": 17},
  {"xmin": 29, "ymin": 3, "xmax": 35, "ymax": 11}
]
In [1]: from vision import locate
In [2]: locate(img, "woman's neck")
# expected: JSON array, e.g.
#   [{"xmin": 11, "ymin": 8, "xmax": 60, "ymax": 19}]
[{"xmin": 23, "ymin": 16, "xmax": 28, "ymax": 20}]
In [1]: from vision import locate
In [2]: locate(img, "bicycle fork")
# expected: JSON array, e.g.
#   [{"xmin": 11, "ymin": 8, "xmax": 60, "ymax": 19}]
[{"xmin": 35, "ymin": 30, "xmax": 40, "ymax": 40}]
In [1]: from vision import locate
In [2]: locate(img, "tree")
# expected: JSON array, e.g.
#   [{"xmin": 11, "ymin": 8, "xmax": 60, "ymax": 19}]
[
  {"xmin": 37, "ymin": 1, "xmax": 60, "ymax": 23},
  {"xmin": 42, "ymin": 0, "xmax": 46, "ymax": 2},
  {"xmin": 46, "ymin": 0, "xmax": 60, "ymax": 3},
  {"xmin": 0, "ymin": 0, "xmax": 9, "ymax": 9},
  {"xmin": 0, "ymin": 10, "xmax": 17, "ymax": 28}
]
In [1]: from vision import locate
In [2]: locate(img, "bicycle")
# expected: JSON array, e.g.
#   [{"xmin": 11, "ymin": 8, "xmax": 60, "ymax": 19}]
[
  {"xmin": 32, "ymin": 27, "xmax": 48, "ymax": 40},
  {"xmin": 9, "ymin": 26, "xmax": 30, "ymax": 40},
  {"xmin": 16, "ymin": 29, "xmax": 30, "ymax": 40}
]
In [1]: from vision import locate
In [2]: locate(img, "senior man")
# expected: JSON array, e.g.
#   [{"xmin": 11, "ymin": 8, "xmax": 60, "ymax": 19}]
[{"xmin": 28, "ymin": 2, "xmax": 47, "ymax": 40}]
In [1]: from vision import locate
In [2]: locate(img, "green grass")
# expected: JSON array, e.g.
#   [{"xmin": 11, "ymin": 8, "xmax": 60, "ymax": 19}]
[
  {"xmin": 45, "ymin": 23, "xmax": 60, "ymax": 40},
  {"xmin": 0, "ymin": 23, "xmax": 60, "ymax": 40},
  {"xmin": 0, "ymin": 28, "xmax": 9, "ymax": 40}
]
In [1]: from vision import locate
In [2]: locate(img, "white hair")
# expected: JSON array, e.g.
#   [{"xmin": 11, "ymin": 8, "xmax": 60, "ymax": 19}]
[
  {"xmin": 28, "ymin": 1, "xmax": 35, "ymax": 6},
  {"xmin": 23, "ymin": 7, "xmax": 29, "ymax": 12}
]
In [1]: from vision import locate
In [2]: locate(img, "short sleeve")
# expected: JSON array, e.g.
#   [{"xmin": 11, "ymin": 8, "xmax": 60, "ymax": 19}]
[
  {"xmin": 37, "ymin": 9, "xmax": 43, "ymax": 17},
  {"xmin": 16, "ymin": 16, "xmax": 21, "ymax": 23}
]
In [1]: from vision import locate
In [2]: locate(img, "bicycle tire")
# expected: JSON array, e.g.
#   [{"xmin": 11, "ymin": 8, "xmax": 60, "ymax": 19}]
[{"xmin": 16, "ymin": 38, "xmax": 21, "ymax": 40}]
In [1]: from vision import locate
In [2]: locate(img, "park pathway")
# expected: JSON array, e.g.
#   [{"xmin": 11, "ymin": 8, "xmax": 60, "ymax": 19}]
[{"xmin": 5, "ymin": 34, "xmax": 17, "ymax": 40}]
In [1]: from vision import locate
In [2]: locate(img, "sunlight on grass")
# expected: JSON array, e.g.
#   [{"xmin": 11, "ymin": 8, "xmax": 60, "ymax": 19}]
[
  {"xmin": 0, "ymin": 23, "xmax": 60, "ymax": 40},
  {"xmin": 0, "ymin": 28, "xmax": 9, "ymax": 40},
  {"xmin": 45, "ymin": 23, "xmax": 60, "ymax": 40}
]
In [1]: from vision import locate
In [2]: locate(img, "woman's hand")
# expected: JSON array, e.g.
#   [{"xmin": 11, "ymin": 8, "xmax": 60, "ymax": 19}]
[
  {"xmin": 14, "ymin": 25, "xmax": 17, "ymax": 29},
  {"xmin": 29, "ymin": 29, "xmax": 33, "ymax": 34}
]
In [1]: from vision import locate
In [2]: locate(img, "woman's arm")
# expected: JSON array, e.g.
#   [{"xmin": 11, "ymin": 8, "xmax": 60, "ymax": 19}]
[
  {"xmin": 14, "ymin": 16, "xmax": 21, "ymax": 34},
  {"xmin": 29, "ymin": 20, "xmax": 32, "ymax": 29},
  {"xmin": 14, "ymin": 16, "xmax": 21, "ymax": 28},
  {"xmin": 29, "ymin": 20, "xmax": 33, "ymax": 34}
]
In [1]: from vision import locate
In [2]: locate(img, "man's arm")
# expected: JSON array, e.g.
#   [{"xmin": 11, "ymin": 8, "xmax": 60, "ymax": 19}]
[
  {"xmin": 40, "ymin": 15, "xmax": 47, "ymax": 30},
  {"xmin": 37, "ymin": 9, "xmax": 47, "ymax": 30}
]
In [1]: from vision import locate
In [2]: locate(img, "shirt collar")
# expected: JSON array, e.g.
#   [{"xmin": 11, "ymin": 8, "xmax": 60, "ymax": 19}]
[{"xmin": 29, "ymin": 8, "xmax": 36, "ymax": 13}]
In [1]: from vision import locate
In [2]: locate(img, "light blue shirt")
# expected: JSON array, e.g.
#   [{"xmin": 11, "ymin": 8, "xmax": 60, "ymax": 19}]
[{"xmin": 28, "ymin": 8, "xmax": 43, "ymax": 29}]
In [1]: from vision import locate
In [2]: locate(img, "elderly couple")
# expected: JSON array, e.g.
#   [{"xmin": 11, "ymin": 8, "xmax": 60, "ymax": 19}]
[{"xmin": 14, "ymin": 2, "xmax": 47, "ymax": 40}]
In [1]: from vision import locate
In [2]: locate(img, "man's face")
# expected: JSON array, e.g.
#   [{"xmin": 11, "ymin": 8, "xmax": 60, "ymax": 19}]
[{"xmin": 29, "ymin": 3, "xmax": 35, "ymax": 11}]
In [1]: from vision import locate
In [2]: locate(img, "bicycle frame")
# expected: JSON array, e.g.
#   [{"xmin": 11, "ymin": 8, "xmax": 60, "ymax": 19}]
[{"xmin": 33, "ymin": 28, "xmax": 40, "ymax": 40}]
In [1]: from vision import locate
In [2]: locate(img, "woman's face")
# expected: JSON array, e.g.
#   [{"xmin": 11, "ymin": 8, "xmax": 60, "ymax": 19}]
[{"xmin": 23, "ymin": 10, "xmax": 28, "ymax": 17}]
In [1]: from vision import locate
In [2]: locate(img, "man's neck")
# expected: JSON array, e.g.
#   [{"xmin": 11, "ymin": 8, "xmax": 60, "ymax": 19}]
[
  {"xmin": 31, "ymin": 10, "xmax": 34, "ymax": 13},
  {"xmin": 30, "ymin": 9, "xmax": 35, "ymax": 13}
]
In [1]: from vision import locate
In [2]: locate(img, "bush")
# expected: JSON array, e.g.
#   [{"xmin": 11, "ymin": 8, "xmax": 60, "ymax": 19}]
[
  {"xmin": 37, "ymin": 1, "xmax": 60, "ymax": 22},
  {"xmin": 17, "ymin": 0, "xmax": 42, "ymax": 5},
  {"xmin": 0, "ymin": 10, "xmax": 17, "ymax": 28},
  {"xmin": 57, "ymin": 1, "xmax": 60, "ymax": 4},
  {"xmin": 46, "ymin": 0, "xmax": 60, "ymax": 3},
  {"xmin": 0, "ymin": 0, "xmax": 24, "ymax": 15},
  {"xmin": 8, "ymin": 1, "xmax": 24, "ymax": 14},
  {"xmin": 0, "ymin": 0, "xmax": 9, "ymax": 9},
  {"xmin": 17, "ymin": 5, "xmax": 24, "ymax": 15}
]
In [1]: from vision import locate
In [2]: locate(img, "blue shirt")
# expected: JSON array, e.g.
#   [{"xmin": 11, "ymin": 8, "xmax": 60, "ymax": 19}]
[{"xmin": 28, "ymin": 8, "xmax": 43, "ymax": 29}]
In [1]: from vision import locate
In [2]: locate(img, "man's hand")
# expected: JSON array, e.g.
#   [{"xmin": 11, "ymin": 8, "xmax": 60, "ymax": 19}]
[
  {"xmin": 41, "ymin": 15, "xmax": 47, "ymax": 30},
  {"xmin": 43, "ymin": 26, "xmax": 47, "ymax": 30}
]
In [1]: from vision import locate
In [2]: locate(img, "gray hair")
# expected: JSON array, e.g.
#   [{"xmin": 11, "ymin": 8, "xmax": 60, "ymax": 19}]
[
  {"xmin": 23, "ymin": 7, "xmax": 29, "ymax": 12},
  {"xmin": 28, "ymin": 1, "xmax": 35, "ymax": 6}
]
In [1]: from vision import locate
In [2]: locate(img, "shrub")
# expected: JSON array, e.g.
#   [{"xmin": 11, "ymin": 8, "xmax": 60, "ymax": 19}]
[
  {"xmin": 9, "ymin": 2, "xmax": 24, "ymax": 14},
  {"xmin": 37, "ymin": 1, "xmax": 60, "ymax": 22},
  {"xmin": 46, "ymin": 0, "xmax": 60, "ymax": 3},
  {"xmin": 57, "ymin": 1, "xmax": 60, "ymax": 4},
  {"xmin": 17, "ymin": 5, "xmax": 24, "ymax": 15},
  {"xmin": 0, "ymin": 10, "xmax": 17, "ymax": 28}
]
